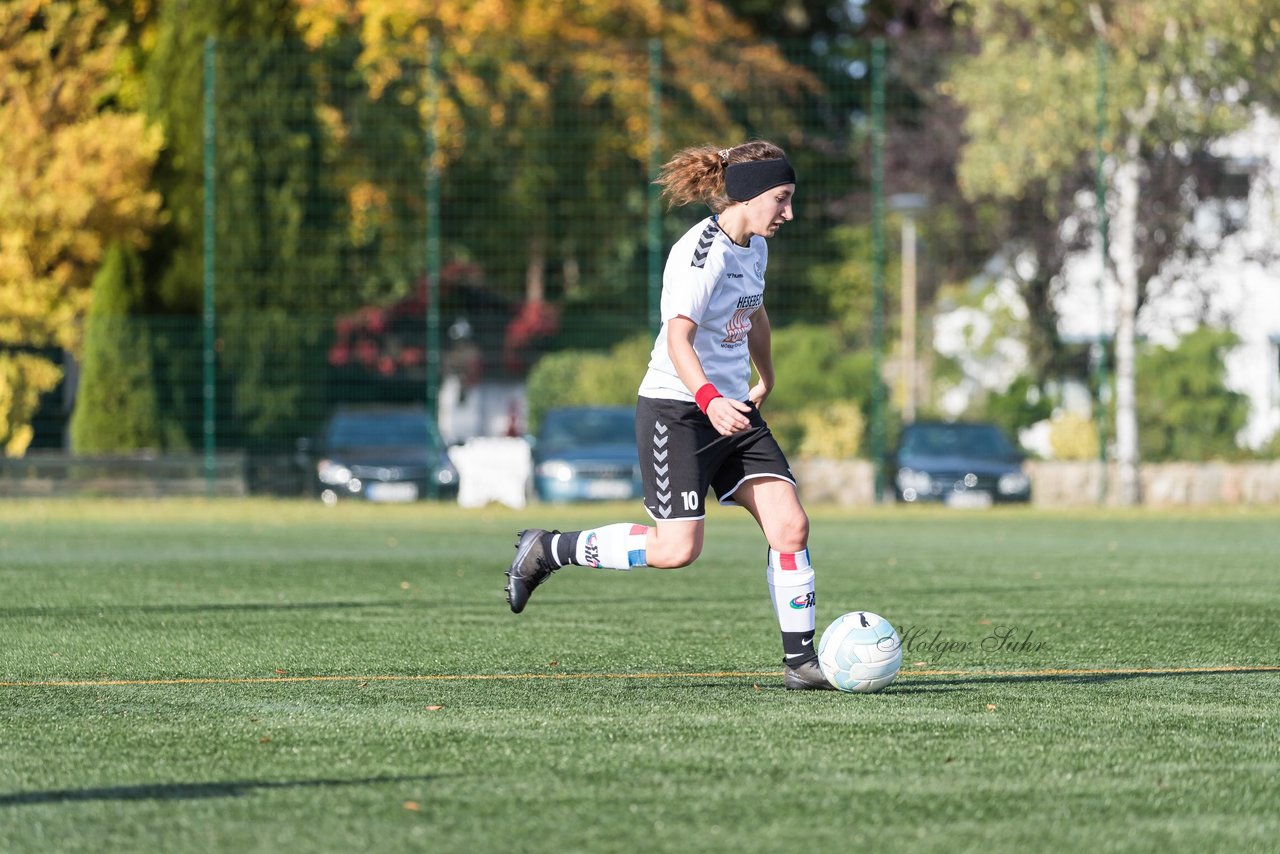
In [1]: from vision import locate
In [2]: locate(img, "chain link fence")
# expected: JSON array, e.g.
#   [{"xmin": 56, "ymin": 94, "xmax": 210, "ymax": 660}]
[
  {"xmin": 52, "ymin": 32, "xmax": 1265, "ymax": 499},
  {"xmin": 33, "ymin": 36, "xmax": 906, "ymax": 494}
]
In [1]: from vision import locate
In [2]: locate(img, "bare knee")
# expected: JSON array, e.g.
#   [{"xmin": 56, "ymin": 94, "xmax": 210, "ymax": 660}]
[
  {"xmin": 770, "ymin": 511, "xmax": 810, "ymax": 553},
  {"xmin": 648, "ymin": 540, "xmax": 701, "ymax": 568},
  {"xmin": 645, "ymin": 526, "xmax": 702, "ymax": 568}
]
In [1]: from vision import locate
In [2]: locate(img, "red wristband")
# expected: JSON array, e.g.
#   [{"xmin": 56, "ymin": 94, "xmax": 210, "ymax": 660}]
[{"xmin": 695, "ymin": 383, "xmax": 723, "ymax": 414}]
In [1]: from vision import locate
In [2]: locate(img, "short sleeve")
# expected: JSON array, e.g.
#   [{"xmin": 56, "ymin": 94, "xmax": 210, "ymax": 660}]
[{"xmin": 662, "ymin": 260, "xmax": 720, "ymax": 324}]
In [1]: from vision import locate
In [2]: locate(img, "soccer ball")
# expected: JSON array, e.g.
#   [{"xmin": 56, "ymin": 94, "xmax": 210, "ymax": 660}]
[{"xmin": 817, "ymin": 611, "xmax": 902, "ymax": 693}]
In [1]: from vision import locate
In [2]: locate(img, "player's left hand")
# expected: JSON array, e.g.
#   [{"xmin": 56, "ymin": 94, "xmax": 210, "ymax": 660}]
[{"xmin": 748, "ymin": 381, "xmax": 771, "ymax": 409}]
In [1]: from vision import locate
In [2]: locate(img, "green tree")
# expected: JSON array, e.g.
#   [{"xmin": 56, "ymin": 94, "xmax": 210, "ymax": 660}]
[
  {"xmin": 761, "ymin": 323, "xmax": 876, "ymax": 455},
  {"xmin": 1137, "ymin": 328, "xmax": 1249, "ymax": 462},
  {"xmin": 145, "ymin": 0, "xmax": 345, "ymax": 449},
  {"xmin": 69, "ymin": 242, "xmax": 161, "ymax": 452},
  {"xmin": 806, "ymin": 224, "xmax": 884, "ymax": 339},
  {"xmin": 984, "ymin": 375, "xmax": 1054, "ymax": 444},
  {"xmin": 765, "ymin": 323, "xmax": 876, "ymax": 416},
  {"xmin": 947, "ymin": 0, "xmax": 1280, "ymax": 503}
]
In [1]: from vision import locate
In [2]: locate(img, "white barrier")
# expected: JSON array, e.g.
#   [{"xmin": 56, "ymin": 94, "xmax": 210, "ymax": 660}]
[{"xmin": 447, "ymin": 437, "xmax": 533, "ymax": 509}]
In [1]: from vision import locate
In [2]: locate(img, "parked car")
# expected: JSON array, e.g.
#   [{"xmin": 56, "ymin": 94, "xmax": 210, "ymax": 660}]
[
  {"xmin": 891, "ymin": 420, "xmax": 1031, "ymax": 506},
  {"xmin": 532, "ymin": 406, "xmax": 642, "ymax": 502},
  {"xmin": 299, "ymin": 405, "xmax": 458, "ymax": 505}
]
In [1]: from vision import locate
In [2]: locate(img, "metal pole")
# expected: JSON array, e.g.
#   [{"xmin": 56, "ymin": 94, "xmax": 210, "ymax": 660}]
[
  {"xmin": 202, "ymin": 37, "xmax": 217, "ymax": 498},
  {"xmin": 901, "ymin": 212, "xmax": 917, "ymax": 424},
  {"xmin": 425, "ymin": 39, "xmax": 442, "ymax": 498},
  {"xmin": 647, "ymin": 37, "xmax": 662, "ymax": 335},
  {"xmin": 869, "ymin": 38, "xmax": 887, "ymax": 503},
  {"xmin": 1093, "ymin": 36, "xmax": 1111, "ymax": 504}
]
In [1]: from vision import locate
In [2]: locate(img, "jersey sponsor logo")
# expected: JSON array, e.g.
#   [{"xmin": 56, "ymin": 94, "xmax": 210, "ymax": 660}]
[
  {"xmin": 736, "ymin": 293, "xmax": 763, "ymax": 309},
  {"xmin": 790, "ymin": 592, "xmax": 816, "ymax": 610},
  {"xmin": 721, "ymin": 307, "xmax": 754, "ymax": 345}
]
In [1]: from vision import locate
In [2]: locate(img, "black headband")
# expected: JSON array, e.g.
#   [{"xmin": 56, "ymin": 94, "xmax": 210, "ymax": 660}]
[{"xmin": 724, "ymin": 158, "xmax": 797, "ymax": 202}]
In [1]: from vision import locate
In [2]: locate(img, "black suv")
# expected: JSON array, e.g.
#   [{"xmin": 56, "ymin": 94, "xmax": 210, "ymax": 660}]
[
  {"xmin": 299, "ymin": 405, "xmax": 458, "ymax": 504},
  {"xmin": 891, "ymin": 420, "xmax": 1031, "ymax": 506}
]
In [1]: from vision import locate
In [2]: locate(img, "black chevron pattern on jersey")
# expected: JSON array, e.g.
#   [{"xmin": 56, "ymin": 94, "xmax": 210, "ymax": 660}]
[{"xmin": 690, "ymin": 222, "xmax": 718, "ymax": 268}]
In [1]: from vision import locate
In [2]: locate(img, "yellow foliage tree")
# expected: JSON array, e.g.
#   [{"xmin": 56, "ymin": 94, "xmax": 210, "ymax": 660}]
[
  {"xmin": 0, "ymin": 353, "xmax": 61, "ymax": 457},
  {"xmin": 293, "ymin": 0, "xmax": 818, "ymax": 303},
  {"xmin": 0, "ymin": 0, "xmax": 162, "ymax": 455},
  {"xmin": 294, "ymin": 0, "xmax": 815, "ymax": 162}
]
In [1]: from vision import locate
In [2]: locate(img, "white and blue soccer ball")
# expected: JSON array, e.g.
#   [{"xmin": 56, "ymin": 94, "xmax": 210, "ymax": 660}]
[{"xmin": 817, "ymin": 611, "xmax": 902, "ymax": 693}]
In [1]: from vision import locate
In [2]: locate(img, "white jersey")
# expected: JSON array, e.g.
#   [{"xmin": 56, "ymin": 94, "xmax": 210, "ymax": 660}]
[{"xmin": 638, "ymin": 216, "xmax": 768, "ymax": 403}]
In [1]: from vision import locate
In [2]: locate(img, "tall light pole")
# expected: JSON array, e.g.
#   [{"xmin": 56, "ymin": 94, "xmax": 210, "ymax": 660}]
[
  {"xmin": 869, "ymin": 39, "xmax": 886, "ymax": 502},
  {"xmin": 888, "ymin": 193, "xmax": 928, "ymax": 424}
]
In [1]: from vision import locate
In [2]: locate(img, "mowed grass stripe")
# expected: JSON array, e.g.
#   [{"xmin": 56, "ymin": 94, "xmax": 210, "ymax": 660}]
[{"xmin": 3, "ymin": 664, "xmax": 1278, "ymax": 689}]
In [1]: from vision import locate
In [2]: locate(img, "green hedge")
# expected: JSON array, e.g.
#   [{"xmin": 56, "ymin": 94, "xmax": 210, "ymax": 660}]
[{"xmin": 525, "ymin": 323, "xmax": 874, "ymax": 457}]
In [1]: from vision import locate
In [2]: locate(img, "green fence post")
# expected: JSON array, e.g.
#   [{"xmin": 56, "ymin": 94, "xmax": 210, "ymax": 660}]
[
  {"xmin": 869, "ymin": 38, "xmax": 887, "ymax": 503},
  {"xmin": 202, "ymin": 36, "xmax": 217, "ymax": 498},
  {"xmin": 647, "ymin": 37, "xmax": 662, "ymax": 335},
  {"xmin": 425, "ymin": 39, "xmax": 442, "ymax": 499}
]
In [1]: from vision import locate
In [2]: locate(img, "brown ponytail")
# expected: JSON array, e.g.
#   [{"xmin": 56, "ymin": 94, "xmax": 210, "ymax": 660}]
[{"xmin": 654, "ymin": 140, "xmax": 788, "ymax": 212}]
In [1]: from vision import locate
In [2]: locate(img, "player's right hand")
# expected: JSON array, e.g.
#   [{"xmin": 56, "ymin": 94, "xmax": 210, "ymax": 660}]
[{"xmin": 707, "ymin": 396, "xmax": 752, "ymax": 436}]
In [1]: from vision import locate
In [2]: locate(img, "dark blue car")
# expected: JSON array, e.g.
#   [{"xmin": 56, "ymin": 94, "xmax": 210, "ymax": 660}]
[
  {"xmin": 892, "ymin": 420, "xmax": 1031, "ymax": 506},
  {"xmin": 301, "ymin": 405, "xmax": 459, "ymax": 505},
  {"xmin": 532, "ymin": 406, "xmax": 642, "ymax": 503}
]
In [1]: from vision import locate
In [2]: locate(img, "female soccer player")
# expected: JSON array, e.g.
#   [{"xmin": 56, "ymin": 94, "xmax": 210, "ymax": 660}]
[{"xmin": 505, "ymin": 140, "xmax": 832, "ymax": 690}]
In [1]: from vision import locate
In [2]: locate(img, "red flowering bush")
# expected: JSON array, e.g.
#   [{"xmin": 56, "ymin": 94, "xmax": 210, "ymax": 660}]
[
  {"xmin": 328, "ymin": 263, "xmax": 556, "ymax": 380},
  {"xmin": 502, "ymin": 300, "xmax": 560, "ymax": 375}
]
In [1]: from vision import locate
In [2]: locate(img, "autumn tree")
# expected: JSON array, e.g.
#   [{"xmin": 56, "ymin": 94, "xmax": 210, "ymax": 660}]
[
  {"xmin": 947, "ymin": 0, "xmax": 1280, "ymax": 504},
  {"xmin": 291, "ymin": 0, "xmax": 820, "ymax": 315},
  {"xmin": 145, "ymin": 0, "xmax": 346, "ymax": 448},
  {"xmin": 739, "ymin": 3, "xmax": 1070, "ymax": 424},
  {"xmin": 0, "ymin": 0, "xmax": 162, "ymax": 455}
]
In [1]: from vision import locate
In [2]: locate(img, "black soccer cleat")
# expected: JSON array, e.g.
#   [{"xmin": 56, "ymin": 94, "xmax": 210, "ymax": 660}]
[
  {"xmin": 783, "ymin": 657, "xmax": 836, "ymax": 690},
  {"xmin": 505, "ymin": 528, "xmax": 558, "ymax": 614}
]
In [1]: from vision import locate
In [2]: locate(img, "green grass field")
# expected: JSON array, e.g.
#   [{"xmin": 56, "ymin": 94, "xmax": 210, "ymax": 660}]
[{"xmin": 2, "ymin": 499, "xmax": 1278, "ymax": 853}]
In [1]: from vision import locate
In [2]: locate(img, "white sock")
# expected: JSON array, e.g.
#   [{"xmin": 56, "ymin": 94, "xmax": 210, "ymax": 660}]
[
  {"xmin": 767, "ymin": 548, "xmax": 817, "ymax": 661},
  {"xmin": 574, "ymin": 523, "xmax": 650, "ymax": 570}
]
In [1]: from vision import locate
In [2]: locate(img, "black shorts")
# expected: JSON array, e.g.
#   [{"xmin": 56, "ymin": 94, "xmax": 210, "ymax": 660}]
[{"xmin": 635, "ymin": 395, "xmax": 796, "ymax": 521}]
